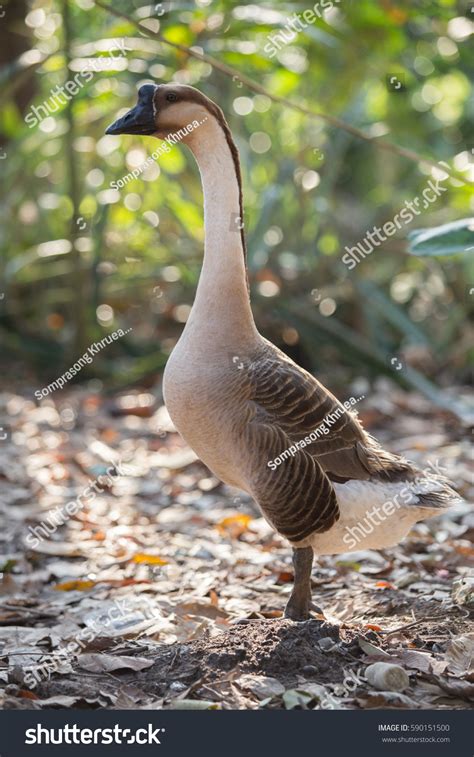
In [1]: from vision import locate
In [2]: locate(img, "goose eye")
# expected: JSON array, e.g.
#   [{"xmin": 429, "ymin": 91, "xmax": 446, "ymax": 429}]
[{"xmin": 166, "ymin": 92, "xmax": 178, "ymax": 103}]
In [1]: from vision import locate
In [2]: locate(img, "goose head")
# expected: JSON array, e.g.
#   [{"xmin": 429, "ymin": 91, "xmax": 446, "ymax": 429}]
[
  {"xmin": 105, "ymin": 82, "xmax": 248, "ymax": 265},
  {"xmin": 105, "ymin": 82, "xmax": 219, "ymax": 143}
]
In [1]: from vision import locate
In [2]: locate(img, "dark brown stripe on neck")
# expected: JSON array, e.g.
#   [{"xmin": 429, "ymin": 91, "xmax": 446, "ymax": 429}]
[
  {"xmin": 213, "ymin": 110, "xmax": 247, "ymax": 260},
  {"xmin": 179, "ymin": 89, "xmax": 249, "ymax": 291}
]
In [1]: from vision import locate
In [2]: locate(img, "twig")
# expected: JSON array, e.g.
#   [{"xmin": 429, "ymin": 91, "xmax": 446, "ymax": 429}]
[
  {"xmin": 94, "ymin": 0, "xmax": 472, "ymax": 186},
  {"xmin": 0, "ymin": 603, "xmax": 57, "ymax": 618},
  {"xmin": 62, "ymin": 0, "xmax": 87, "ymax": 356},
  {"xmin": 379, "ymin": 614, "xmax": 445, "ymax": 637}
]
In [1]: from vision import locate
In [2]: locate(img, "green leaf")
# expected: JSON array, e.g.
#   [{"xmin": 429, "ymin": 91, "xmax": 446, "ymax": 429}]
[{"xmin": 407, "ymin": 218, "xmax": 474, "ymax": 257}]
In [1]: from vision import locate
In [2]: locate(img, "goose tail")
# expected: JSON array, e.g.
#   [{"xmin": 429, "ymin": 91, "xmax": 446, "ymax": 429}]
[
  {"xmin": 414, "ymin": 476, "xmax": 462, "ymax": 510},
  {"xmin": 359, "ymin": 435, "xmax": 462, "ymax": 510}
]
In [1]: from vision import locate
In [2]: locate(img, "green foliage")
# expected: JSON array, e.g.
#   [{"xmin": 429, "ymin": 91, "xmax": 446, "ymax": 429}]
[
  {"xmin": 408, "ymin": 218, "xmax": 474, "ymax": 256},
  {"xmin": 0, "ymin": 0, "xmax": 472, "ymax": 390}
]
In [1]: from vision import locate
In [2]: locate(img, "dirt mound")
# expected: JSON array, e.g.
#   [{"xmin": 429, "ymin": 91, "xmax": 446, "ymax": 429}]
[{"xmin": 137, "ymin": 619, "xmax": 348, "ymax": 695}]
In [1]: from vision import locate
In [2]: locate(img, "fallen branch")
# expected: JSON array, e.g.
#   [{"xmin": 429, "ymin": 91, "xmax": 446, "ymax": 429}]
[{"xmin": 380, "ymin": 614, "xmax": 445, "ymax": 637}]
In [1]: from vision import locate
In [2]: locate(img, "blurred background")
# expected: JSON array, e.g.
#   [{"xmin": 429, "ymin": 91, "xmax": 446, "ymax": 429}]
[
  {"xmin": 0, "ymin": 1, "xmax": 473, "ymax": 711},
  {"xmin": 0, "ymin": 0, "xmax": 472, "ymax": 406}
]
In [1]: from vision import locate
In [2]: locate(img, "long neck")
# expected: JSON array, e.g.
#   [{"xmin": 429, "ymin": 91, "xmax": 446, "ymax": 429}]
[{"xmin": 184, "ymin": 118, "xmax": 257, "ymax": 345}]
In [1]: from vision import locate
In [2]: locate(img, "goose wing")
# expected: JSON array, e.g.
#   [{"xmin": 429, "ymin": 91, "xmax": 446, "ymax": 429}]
[
  {"xmin": 244, "ymin": 418, "xmax": 340, "ymax": 542},
  {"xmin": 238, "ymin": 342, "xmax": 440, "ymax": 541},
  {"xmin": 246, "ymin": 341, "xmax": 411, "ymax": 484}
]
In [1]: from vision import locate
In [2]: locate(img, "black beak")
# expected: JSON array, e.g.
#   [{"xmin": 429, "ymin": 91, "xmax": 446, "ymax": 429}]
[{"xmin": 105, "ymin": 84, "xmax": 157, "ymax": 136}]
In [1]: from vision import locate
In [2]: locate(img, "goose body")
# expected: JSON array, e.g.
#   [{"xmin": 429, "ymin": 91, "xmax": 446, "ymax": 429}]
[
  {"xmin": 107, "ymin": 83, "xmax": 460, "ymax": 619},
  {"xmin": 164, "ymin": 337, "xmax": 454, "ymax": 556}
]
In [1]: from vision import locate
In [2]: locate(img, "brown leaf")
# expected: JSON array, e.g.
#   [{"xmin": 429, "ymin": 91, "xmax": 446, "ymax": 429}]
[
  {"xmin": 19, "ymin": 690, "xmax": 39, "ymax": 700},
  {"xmin": 239, "ymin": 675, "xmax": 285, "ymax": 700},
  {"xmin": 77, "ymin": 654, "xmax": 154, "ymax": 673},
  {"xmin": 390, "ymin": 649, "xmax": 435, "ymax": 675},
  {"xmin": 275, "ymin": 570, "xmax": 294, "ymax": 584},
  {"xmin": 445, "ymin": 634, "xmax": 474, "ymax": 678},
  {"xmin": 357, "ymin": 691, "xmax": 419, "ymax": 709}
]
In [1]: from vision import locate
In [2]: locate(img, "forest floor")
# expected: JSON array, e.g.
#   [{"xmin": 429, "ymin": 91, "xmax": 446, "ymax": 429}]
[{"xmin": 0, "ymin": 380, "xmax": 472, "ymax": 710}]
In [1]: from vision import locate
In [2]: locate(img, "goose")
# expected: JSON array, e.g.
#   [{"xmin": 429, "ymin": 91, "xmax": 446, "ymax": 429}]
[{"xmin": 106, "ymin": 83, "xmax": 460, "ymax": 620}]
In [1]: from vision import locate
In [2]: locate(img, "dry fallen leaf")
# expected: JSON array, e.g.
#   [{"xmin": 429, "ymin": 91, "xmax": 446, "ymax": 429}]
[
  {"xmin": 216, "ymin": 514, "xmax": 253, "ymax": 538},
  {"xmin": 168, "ymin": 699, "xmax": 221, "ymax": 710},
  {"xmin": 36, "ymin": 694, "xmax": 116, "ymax": 708},
  {"xmin": 131, "ymin": 553, "xmax": 169, "ymax": 566},
  {"xmin": 357, "ymin": 691, "xmax": 418, "ymax": 709},
  {"xmin": 53, "ymin": 580, "xmax": 96, "ymax": 592},
  {"xmin": 77, "ymin": 654, "xmax": 155, "ymax": 673},
  {"xmin": 283, "ymin": 683, "xmax": 329, "ymax": 710},
  {"xmin": 358, "ymin": 638, "xmax": 391, "ymax": 658},
  {"xmin": 452, "ymin": 576, "xmax": 474, "ymax": 609},
  {"xmin": 275, "ymin": 570, "xmax": 294, "ymax": 584},
  {"xmin": 390, "ymin": 649, "xmax": 435, "ymax": 675},
  {"xmin": 445, "ymin": 634, "xmax": 474, "ymax": 679},
  {"xmin": 239, "ymin": 675, "xmax": 285, "ymax": 701},
  {"xmin": 19, "ymin": 690, "xmax": 39, "ymax": 700}
]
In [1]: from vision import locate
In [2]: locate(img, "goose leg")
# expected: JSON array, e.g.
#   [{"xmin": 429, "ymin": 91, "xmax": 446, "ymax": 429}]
[{"xmin": 284, "ymin": 546, "xmax": 314, "ymax": 621}]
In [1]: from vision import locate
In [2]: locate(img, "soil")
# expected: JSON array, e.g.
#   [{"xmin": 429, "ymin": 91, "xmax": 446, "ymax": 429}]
[
  {"xmin": 138, "ymin": 619, "xmax": 346, "ymax": 690},
  {"xmin": 1, "ymin": 384, "xmax": 472, "ymax": 710}
]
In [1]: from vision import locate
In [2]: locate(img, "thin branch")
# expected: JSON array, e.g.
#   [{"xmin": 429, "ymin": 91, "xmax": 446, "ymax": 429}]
[
  {"xmin": 62, "ymin": 0, "xmax": 87, "ymax": 356},
  {"xmin": 94, "ymin": 0, "xmax": 472, "ymax": 186},
  {"xmin": 380, "ymin": 614, "xmax": 446, "ymax": 637}
]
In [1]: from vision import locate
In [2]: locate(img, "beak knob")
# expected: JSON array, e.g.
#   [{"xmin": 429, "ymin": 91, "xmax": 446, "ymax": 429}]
[{"xmin": 105, "ymin": 84, "xmax": 157, "ymax": 136}]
